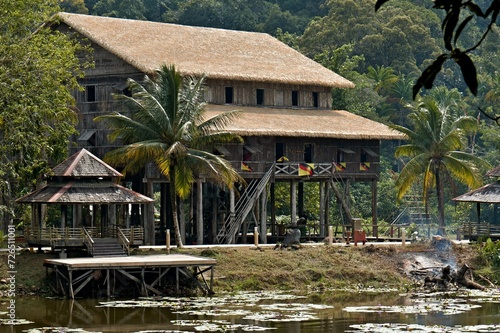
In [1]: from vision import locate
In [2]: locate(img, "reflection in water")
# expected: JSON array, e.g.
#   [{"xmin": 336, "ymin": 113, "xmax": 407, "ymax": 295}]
[{"xmin": 2, "ymin": 289, "xmax": 500, "ymax": 332}]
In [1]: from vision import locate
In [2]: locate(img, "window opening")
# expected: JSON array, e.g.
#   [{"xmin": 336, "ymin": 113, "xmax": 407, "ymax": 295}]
[
  {"xmin": 86, "ymin": 85, "xmax": 96, "ymax": 102},
  {"xmin": 361, "ymin": 150, "xmax": 368, "ymax": 163},
  {"xmin": 292, "ymin": 91, "xmax": 298, "ymax": 106},
  {"xmin": 123, "ymin": 87, "xmax": 132, "ymax": 97},
  {"xmin": 256, "ymin": 89, "xmax": 264, "ymax": 105},
  {"xmin": 225, "ymin": 87, "xmax": 234, "ymax": 104},
  {"xmin": 276, "ymin": 142, "xmax": 286, "ymax": 161},
  {"xmin": 78, "ymin": 130, "xmax": 96, "ymax": 146},
  {"xmin": 215, "ymin": 146, "xmax": 231, "ymax": 157},
  {"xmin": 312, "ymin": 92, "xmax": 319, "ymax": 108},
  {"xmin": 337, "ymin": 149, "xmax": 345, "ymax": 163},
  {"xmin": 304, "ymin": 143, "xmax": 313, "ymax": 163}
]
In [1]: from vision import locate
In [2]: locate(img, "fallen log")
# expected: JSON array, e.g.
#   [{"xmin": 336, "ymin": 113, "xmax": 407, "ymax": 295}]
[
  {"xmin": 422, "ymin": 264, "xmax": 487, "ymax": 290},
  {"xmin": 454, "ymin": 264, "xmax": 485, "ymax": 291}
]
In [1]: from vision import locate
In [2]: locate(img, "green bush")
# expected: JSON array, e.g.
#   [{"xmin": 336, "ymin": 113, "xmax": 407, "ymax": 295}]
[{"xmin": 476, "ymin": 238, "xmax": 500, "ymax": 274}]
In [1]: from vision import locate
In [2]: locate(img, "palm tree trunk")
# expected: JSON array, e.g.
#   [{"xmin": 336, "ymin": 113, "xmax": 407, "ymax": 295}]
[
  {"xmin": 435, "ymin": 169, "xmax": 446, "ymax": 236},
  {"xmin": 169, "ymin": 165, "xmax": 184, "ymax": 247}
]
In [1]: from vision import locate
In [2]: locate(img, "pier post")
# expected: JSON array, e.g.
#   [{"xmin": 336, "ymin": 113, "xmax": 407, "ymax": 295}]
[
  {"xmin": 166, "ymin": 229, "xmax": 171, "ymax": 254},
  {"xmin": 328, "ymin": 225, "xmax": 333, "ymax": 245},
  {"xmin": 107, "ymin": 269, "xmax": 110, "ymax": 297}
]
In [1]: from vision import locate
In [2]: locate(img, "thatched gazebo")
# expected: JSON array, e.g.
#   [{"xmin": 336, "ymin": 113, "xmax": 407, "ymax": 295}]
[
  {"xmin": 16, "ymin": 149, "xmax": 153, "ymax": 247},
  {"xmin": 453, "ymin": 165, "xmax": 500, "ymax": 239}
]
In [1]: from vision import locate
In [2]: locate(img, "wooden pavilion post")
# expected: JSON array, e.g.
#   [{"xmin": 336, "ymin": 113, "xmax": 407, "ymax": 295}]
[
  {"xmin": 270, "ymin": 182, "xmax": 276, "ymax": 237},
  {"xmin": 211, "ymin": 189, "xmax": 217, "ymax": 244},
  {"xmin": 260, "ymin": 189, "xmax": 267, "ymax": 244},
  {"xmin": 320, "ymin": 180, "xmax": 326, "ymax": 237},
  {"xmin": 61, "ymin": 205, "xmax": 67, "ymax": 231},
  {"xmin": 372, "ymin": 179, "xmax": 378, "ymax": 239},
  {"xmin": 145, "ymin": 179, "xmax": 155, "ymax": 245},
  {"xmin": 179, "ymin": 199, "xmax": 186, "ymax": 245},
  {"xmin": 229, "ymin": 188, "xmax": 235, "ymax": 243},
  {"xmin": 291, "ymin": 180, "xmax": 297, "ymax": 225},
  {"xmin": 196, "ymin": 178, "xmax": 203, "ymax": 245},
  {"xmin": 324, "ymin": 181, "xmax": 330, "ymax": 234},
  {"xmin": 298, "ymin": 181, "xmax": 304, "ymax": 218}
]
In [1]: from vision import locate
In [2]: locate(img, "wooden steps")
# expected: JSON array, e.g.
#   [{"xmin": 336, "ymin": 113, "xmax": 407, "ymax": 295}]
[{"xmin": 90, "ymin": 238, "xmax": 127, "ymax": 257}]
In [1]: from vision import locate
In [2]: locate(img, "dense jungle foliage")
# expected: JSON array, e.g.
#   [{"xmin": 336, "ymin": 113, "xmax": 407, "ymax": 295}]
[{"xmin": 1, "ymin": 0, "xmax": 499, "ymax": 235}]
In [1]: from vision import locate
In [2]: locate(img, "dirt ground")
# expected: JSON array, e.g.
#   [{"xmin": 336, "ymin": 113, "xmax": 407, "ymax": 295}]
[{"xmin": 0, "ymin": 238, "xmax": 481, "ymax": 297}]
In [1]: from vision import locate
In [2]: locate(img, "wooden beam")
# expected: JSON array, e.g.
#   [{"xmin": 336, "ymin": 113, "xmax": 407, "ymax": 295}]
[
  {"xmin": 72, "ymin": 273, "xmax": 94, "ymax": 298},
  {"xmin": 151, "ymin": 267, "xmax": 171, "ymax": 288},
  {"xmin": 116, "ymin": 268, "xmax": 163, "ymax": 296},
  {"xmin": 329, "ymin": 180, "xmax": 354, "ymax": 224}
]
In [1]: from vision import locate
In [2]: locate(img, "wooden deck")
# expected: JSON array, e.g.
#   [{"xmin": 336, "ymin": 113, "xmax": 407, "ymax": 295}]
[
  {"xmin": 461, "ymin": 222, "xmax": 500, "ymax": 241},
  {"xmin": 44, "ymin": 254, "xmax": 216, "ymax": 299}
]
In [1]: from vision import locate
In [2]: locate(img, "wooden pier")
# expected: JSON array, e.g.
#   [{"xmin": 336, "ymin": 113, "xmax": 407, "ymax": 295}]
[{"xmin": 44, "ymin": 254, "xmax": 216, "ymax": 299}]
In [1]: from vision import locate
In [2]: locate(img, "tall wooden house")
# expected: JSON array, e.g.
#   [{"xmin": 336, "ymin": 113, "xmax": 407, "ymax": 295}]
[{"xmin": 52, "ymin": 13, "xmax": 401, "ymax": 245}]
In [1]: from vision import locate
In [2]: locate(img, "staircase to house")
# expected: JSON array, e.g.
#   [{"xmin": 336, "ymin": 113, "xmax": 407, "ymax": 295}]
[
  {"xmin": 216, "ymin": 164, "xmax": 274, "ymax": 244},
  {"xmin": 89, "ymin": 238, "xmax": 128, "ymax": 257},
  {"xmin": 404, "ymin": 195, "xmax": 431, "ymax": 224}
]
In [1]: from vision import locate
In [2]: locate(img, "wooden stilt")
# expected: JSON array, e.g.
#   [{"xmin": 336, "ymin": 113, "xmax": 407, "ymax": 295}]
[
  {"xmin": 44, "ymin": 254, "xmax": 216, "ymax": 298},
  {"xmin": 107, "ymin": 269, "xmax": 110, "ymax": 297},
  {"xmin": 176, "ymin": 267, "xmax": 179, "ymax": 293}
]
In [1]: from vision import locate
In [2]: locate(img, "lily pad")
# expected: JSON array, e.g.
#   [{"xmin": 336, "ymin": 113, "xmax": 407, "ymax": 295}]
[
  {"xmin": 0, "ymin": 318, "xmax": 34, "ymax": 325},
  {"xmin": 347, "ymin": 323, "xmax": 500, "ymax": 332},
  {"xmin": 22, "ymin": 328, "xmax": 100, "ymax": 333},
  {"xmin": 170, "ymin": 319, "xmax": 274, "ymax": 331}
]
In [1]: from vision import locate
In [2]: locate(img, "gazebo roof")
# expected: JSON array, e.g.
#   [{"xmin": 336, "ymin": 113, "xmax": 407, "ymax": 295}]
[
  {"xmin": 52, "ymin": 148, "xmax": 122, "ymax": 178},
  {"xmin": 452, "ymin": 181, "xmax": 500, "ymax": 204},
  {"xmin": 16, "ymin": 149, "xmax": 152, "ymax": 205},
  {"xmin": 486, "ymin": 165, "xmax": 500, "ymax": 178},
  {"xmin": 16, "ymin": 180, "xmax": 153, "ymax": 204}
]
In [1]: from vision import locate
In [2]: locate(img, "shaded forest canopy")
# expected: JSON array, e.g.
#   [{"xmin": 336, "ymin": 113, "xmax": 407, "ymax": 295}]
[{"xmin": 5, "ymin": 0, "xmax": 498, "ymax": 235}]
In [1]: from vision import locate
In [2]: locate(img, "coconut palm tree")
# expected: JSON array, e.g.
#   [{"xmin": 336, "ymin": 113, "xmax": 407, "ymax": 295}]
[
  {"xmin": 95, "ymin": 65, "xmax": 243, "ymax": 247},
  {"xmin": 366, "ymin": 65, "xmax": 399, "ymax": 94},
  {"xmin": 391, "ymin": 96, "xmax": 487, "ymax": 235}
]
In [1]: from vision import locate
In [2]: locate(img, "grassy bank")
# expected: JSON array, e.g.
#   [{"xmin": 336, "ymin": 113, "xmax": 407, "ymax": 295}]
[{"xmin": 0, "ymin": 241, "xmax": 482, "ymax": 297}]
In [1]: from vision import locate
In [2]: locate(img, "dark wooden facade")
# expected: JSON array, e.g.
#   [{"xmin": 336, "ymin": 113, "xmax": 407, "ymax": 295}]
[{"xmin": 53, "ymin": 13, "xmax": 401, "ymax": 245}]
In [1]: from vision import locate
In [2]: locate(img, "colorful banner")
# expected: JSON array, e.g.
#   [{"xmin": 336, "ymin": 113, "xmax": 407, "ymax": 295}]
[
  {"xmin": 241, "ymin": 162, "xmax": 253, "ymax": 172},
  {"xmin": 298, "ymin": 163, "xmax": 314, "ymax": 176},
  {"xmin": 334, "ymin": 162, "xmax": 346, "ymax": 172},
  {"xmin": 360, "ymin": 162, "xmax": 371, "ymax": 171}
]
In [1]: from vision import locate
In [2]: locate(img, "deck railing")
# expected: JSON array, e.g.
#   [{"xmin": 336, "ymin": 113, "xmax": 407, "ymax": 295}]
[
  {"xmin": 461, "ymin": 222, "xmax": 500, "ymax": 239},
  {"xmin": 117, "ymin": 227, "xmax": 130, "ymax": 255},
  {"xmin": 82, "ymin": 227, "xmax": 94, "ymax": 255},
  {"xmin": 117, "ymin": 226, "xmax": 144, "ymax": 246},
  {"xmin": 25, "ymin": 226, "xmax": 144, "ymax": 248}
]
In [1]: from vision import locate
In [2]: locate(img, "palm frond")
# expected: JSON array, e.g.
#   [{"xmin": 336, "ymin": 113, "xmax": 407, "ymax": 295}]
[
  {"xmin": 395, "ymin": 153, "xmax": 428, "ymax": 200},
  {"xmin": 394, "ymin": 144, "xmax": 426, "ymax": 158},
  {"xmin": 94, "ymin": 112, "xmax": 159, "ymax": 143}
]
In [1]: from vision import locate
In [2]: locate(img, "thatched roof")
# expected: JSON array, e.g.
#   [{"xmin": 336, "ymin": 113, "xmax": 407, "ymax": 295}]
[
  {"xmin": 16, "ymin": 149, "xmax": 152, "ymax": 204},
  {"xmin": 204, "ymin": 105, "xmax": 403, "ymax": 140},
  {"xmin": 52, "ymin": 148, "xmax": 122, "ymax": 178},
  {"xmin": 16, "ymin": 180, "xmax": 153, "ymax": 204},
  {"xmin": 453, "ymin": 181, "xmax": 500, "ymax": 204},
  {"xmin": 53, "ymin": 12, "xmax": 354, "ymax": 89},
  {"xmin": 486, "ymin": 165, "xmax": 500, "ymax": 177}
]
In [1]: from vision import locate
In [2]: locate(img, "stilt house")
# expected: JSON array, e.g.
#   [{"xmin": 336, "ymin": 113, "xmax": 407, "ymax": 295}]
[{"xmin": 52, "ymin": 12, "xmax": 402, "ymax": 245}]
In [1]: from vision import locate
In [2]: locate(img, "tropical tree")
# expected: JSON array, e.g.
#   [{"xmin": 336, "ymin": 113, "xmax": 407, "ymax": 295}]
[
  {"xmin": 367, "ymin": 65, "xmax": 399, "ymax": 94},
  {"xmin": 1, "ymin": 0, "xmax": 87, "ymax": 232},
  {"xmin": 390, "ymin": 96, "xmax": 487, "ymax": 235},
  {"xmin": 95, "ymin": 65, "xmax": 243, "ymax": 247},
  {"xmin": 376, "ymin": 0, "xmax": 500, "ymax": 98}
]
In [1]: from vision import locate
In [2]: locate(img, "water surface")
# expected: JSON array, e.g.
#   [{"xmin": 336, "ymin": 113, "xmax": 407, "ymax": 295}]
[{"xmin": 2, "ymin": 289, "xmax": 500, "ymax": 332}]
